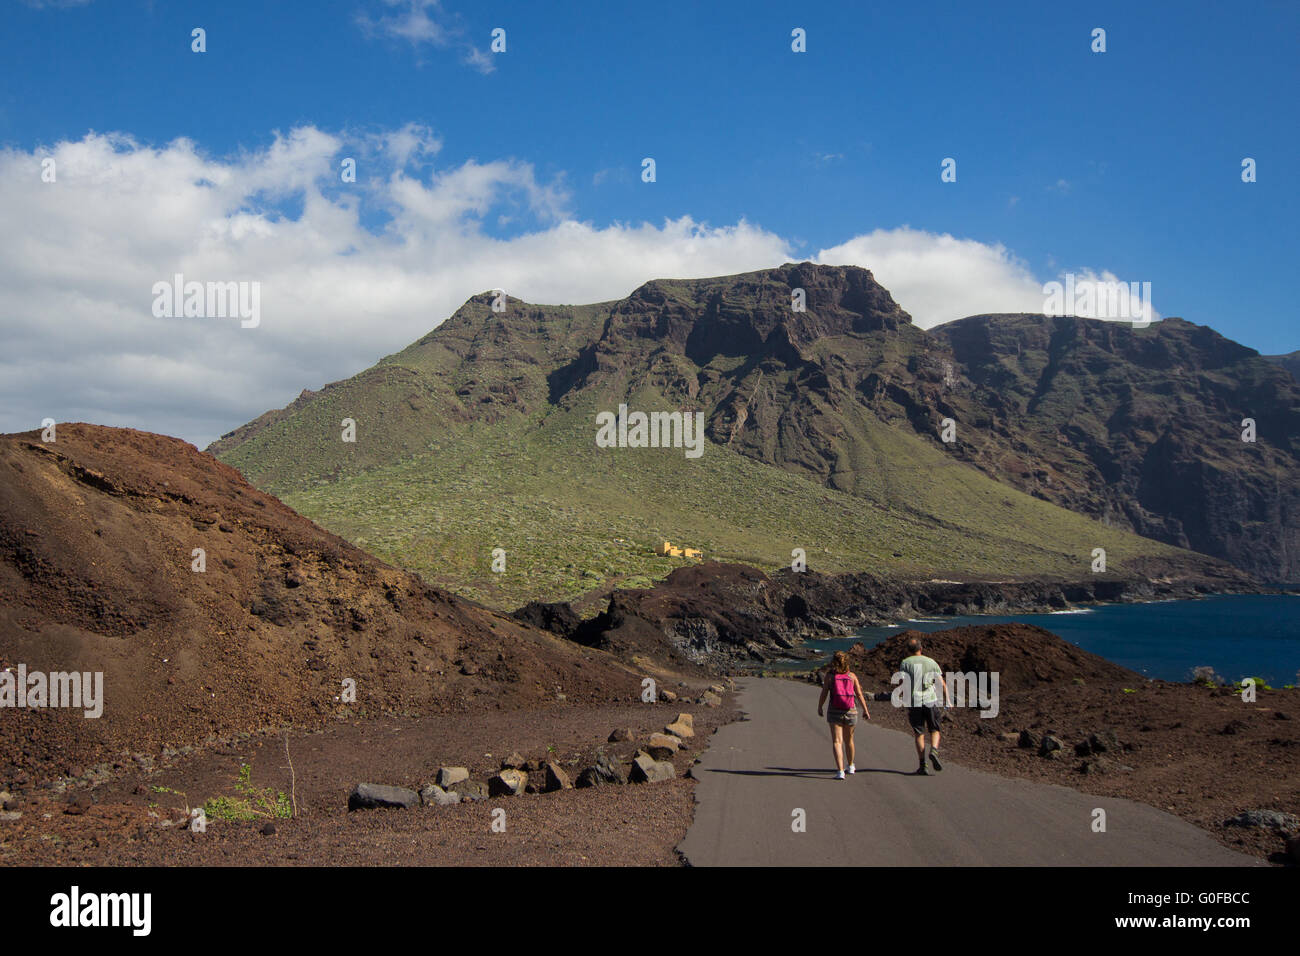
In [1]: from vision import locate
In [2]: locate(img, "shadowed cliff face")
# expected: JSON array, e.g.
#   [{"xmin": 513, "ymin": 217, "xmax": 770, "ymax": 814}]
[
  {"xmin": 933, "ymin": 314, "xmax": 1300, "ymax": 583},
  {"xmin": 209, "ymin": 263, "xmax": 1296, "ymax": 585}
]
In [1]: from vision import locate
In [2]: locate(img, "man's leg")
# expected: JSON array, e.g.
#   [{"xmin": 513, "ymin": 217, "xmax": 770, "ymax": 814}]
[
  {"xmin": 909, "ymin": 707, "xmax": 930, "ymax": 773},
  {"xmin": 928, "ymin": 710, "xmax": 943, "ymax": 771}
]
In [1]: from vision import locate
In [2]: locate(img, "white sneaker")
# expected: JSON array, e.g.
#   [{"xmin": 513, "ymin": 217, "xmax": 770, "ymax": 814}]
[
  {"xmin": 835, "ymin": 770, "xmax": 846, "ymax": 780},
  {"xmin": 848, "ymin": 764, "xmax": 856, "ymax": 774}
]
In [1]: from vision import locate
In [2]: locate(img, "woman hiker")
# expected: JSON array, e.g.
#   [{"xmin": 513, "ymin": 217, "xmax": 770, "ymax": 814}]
[{"xmin": 817, "ymin": 650, "xmax": 872, "ymax": 779}]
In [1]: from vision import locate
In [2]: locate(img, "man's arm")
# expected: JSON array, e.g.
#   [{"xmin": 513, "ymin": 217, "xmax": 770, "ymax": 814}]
[{"xmin": 937, "ymin": 670, "xmax": 951, "ymax": 708}]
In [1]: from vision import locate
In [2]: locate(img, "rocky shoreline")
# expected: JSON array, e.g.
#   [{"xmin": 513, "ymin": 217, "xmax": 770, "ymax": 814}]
[{"xmin": 515, "ymin": 560, "xmax": 1265, "ymax": 671}]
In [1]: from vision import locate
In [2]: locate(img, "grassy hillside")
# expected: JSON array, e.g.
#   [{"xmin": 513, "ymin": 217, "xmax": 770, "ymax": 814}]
[
  {"xmin": 265, "ymin": 394, "xmax": 1211, "ymax": 610},
  {"xmin": 211, "ymin": 266, "xmax": 1253, "ymax": 609}
]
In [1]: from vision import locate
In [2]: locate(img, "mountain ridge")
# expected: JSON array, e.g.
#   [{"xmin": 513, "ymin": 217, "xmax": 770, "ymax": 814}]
[{"xmin": 208, "ymin": 264, "xmax": 1296, "ymax": 597}]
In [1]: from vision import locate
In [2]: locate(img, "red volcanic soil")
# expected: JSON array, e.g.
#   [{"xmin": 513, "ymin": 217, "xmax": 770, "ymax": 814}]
[{"xmin": 0, "ymin": 425, "xmax": 669, "ymax": 787}]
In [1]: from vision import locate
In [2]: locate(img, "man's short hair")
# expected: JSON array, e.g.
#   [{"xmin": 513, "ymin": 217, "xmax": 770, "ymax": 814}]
[{"xmin": 906, "ymin": 637, "xmax": 923, "ymax": 654}]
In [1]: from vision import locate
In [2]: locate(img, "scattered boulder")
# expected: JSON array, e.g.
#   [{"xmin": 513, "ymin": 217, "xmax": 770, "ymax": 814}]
[
  {"xmin": 665, "ymin": 721, "xmax": 693, "ymax": 741},
  {"xmin": 436, "ymin": 767, "xmax": 469, "ymax": 788},
  {"xmin": 1224, "ymin": 809, "xmax": 1300, "ymax": 832},
  {"xmin": 449, "ymin": 779, "xmax": 489, "ymax": 802},
  {"xmin": 260, "ymin": 822, "xmax": 277, "ymax": 836},
  {"xmin": 607, "ymin": 728, "xmax": 634, "ymax": 743},
  {"xmin": 0, "ymin": 791, "xmax": 13, "ymax": 810},
  {"xmin": 708, "ymin": 684, "xmax": 726, "ymax": 696},
  {"xmin": 997, "ymin": 732, "xmax": 1019, "ymax": 744},
  {"xmin": 575, "ymin": 752, "xmax": 628, "ymax": 788},
  {"xmin": 0, "ymin": 811, "xmax": 21, "ymax": 823},
  {"xmin": 1089, "ymin": 730, "xmax": 1121, "ymax": 753},
  {"xmin": 500, "ymin": 752, "xmax": 527, "ymax": 770},
  {"xmin": 630, "ymin": 752, "xmax": 676, "ymax": 784},
  {"xmin": 1038, "ymin": 735, "xmax": 1064, "ymax": 758},
  {"xmin": 489, "ymin": 769, "xmax": 528, "ymax": 797},
  {"xmin": 1017, "ymin": 730, "xmax": 1040, "ymax": 750},
  {"xmin": 1287, "ymin": 835, "xmax": 1300, "ymax": 864},
  {"xmin": 1219, "ymin": 720, "xmax": 1248, "ymax": 736},
  {"xmin": 1079, "ymin": 757, "xmax": 1113, "ymax": 775},
  {"xmin": 542, "ymin": 762, "xmax": 572, "ymax": 793},
  {"xmin": 348, "ymin": 783, "xmax": 420, "ymax": 811},
  {"xmin": 658, "ymin": 689, "xmax": 678, "ymax": 703},
  {"xmin": 699, "ymin": 691, "xmax": 722, "ymax": 708},
  {"xmin": 419, "ymin": 784, "xmax": 462, "ymax": 807},
  {"xmin": 646, "ymin": 733, "xmax": 681, "ymax": 760}
]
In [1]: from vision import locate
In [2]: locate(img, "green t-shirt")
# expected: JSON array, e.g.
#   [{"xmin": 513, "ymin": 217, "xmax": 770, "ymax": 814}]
[{"xmin": 900, "ymin": 654, "xmax": 942, "ymax": 706}]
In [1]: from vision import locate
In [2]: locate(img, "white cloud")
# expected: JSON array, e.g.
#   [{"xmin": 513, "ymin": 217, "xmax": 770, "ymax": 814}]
[
  {"xmin": 0, "ymin": 128, "xmax": 790, "ymax": 448},
  {"xmin": 357, "ymin": 0, "xmax": 494, "ymax": 73},
  {"xmin": 1, "ymin": 129, "xmax": 1156, "ymax": 449},
  {"xmin": 815, "ymin": 227, "xmax": 1160, "ymax": 328}
]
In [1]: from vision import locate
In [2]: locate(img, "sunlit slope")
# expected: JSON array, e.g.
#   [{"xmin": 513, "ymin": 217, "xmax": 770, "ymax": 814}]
[{"xmin": 269, "ymin": 391, "xmax": 1210, "ymax": 610}]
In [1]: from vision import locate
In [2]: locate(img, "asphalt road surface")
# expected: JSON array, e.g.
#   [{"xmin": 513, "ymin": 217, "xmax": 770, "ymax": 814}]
[{"xmin": 679, "ymin": 678, "xmax": 1258, "ymax": 867}]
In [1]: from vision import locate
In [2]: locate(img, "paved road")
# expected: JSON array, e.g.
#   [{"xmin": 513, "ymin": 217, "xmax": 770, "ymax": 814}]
[{"xmin": 679, "ymin": 678, "xmax": 1258, "ymax": 867}]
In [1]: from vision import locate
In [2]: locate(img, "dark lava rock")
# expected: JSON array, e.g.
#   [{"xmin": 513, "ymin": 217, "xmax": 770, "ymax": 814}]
[{"xmin": 347, "ymin": 783, "xmax": 419, "ymax": 811}]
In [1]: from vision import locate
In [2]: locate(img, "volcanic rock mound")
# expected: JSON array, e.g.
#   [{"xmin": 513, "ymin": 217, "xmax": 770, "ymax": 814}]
[{"xmin": 0, "ymin": 425, "xmax": 638, "ymax": 783}]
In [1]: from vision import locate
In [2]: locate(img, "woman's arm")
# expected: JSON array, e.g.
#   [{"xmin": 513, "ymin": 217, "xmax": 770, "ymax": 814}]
[
  {"xmin": 817, "ymin": 672, "xmax": 829, "ymax": 715},
  {"xmin": 853, "ymin": 673, "xmax": 871, "ymax": 719}
]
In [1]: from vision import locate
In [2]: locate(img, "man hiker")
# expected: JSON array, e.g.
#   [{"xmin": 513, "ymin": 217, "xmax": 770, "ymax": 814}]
[{"xmin": 899, "ymin": 636, "xmax": 948, "ymax": 775}]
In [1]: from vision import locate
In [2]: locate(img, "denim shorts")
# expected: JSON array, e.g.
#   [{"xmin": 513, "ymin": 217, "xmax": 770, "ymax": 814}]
[{"xmin": 827, "ymin": 708, "xmax": 858, "ymax": 726}]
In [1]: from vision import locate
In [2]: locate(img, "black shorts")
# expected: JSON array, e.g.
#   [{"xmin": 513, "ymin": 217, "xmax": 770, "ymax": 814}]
[{"xmin": 907, "ymin": 705, "xmax": 943, "ymax": 734}]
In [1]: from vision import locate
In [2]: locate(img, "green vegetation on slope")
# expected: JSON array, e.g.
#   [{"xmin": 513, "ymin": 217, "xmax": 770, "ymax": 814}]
[{"xmin": 272, "ymin": 395, "xmax": 1202, "ymax": 610}]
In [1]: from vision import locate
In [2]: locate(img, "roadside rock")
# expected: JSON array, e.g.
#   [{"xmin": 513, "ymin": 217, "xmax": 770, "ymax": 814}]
[
  {"xmin": 419, "ymin": 784, "xmax": 462, "ymax": 807},
  {"xmin": 500, "ymin": 752, "xmax": 527, "ymax": 770},
  {"xmin": 1038, "ymin": 735, "xmax": 1064, "ymax": 758},
  {"xmin": 1224, "ymin": 809, "xmax": 1300, "ymax": 832},
  {"xmin": 542, "ymin": 762, "xmax": 572, "ymax": 793},
  {"xmin": 658, "ymin": 689, "xmax": 678, "ymax": 703},
  {"xmin": 436, "ymin": 767, "xmax": 470, "ymax": 788},
  {"xmin": 699, "ymin": 691, "xmax": 722, "ymax": 708},
  {"xmin": 630, "ymin": 751, "xmax": 676, "ymax": 784},
  {"xmin": 1018, "ymin": 730, "xmax": 1040, "ymax": 749},
  {"xmin": 607, "ymin": 728, "xmax": 634, "ymax": 743},
  {"xmin": 575, "ymin": 752, "xmax": 628, "ymax": 788},
  {"xmin": 646, "ymin": 733, "xmax": 681, "ymax": 760},
  {"xmin": 449, "ymin": 779, "xmax": 488, "ymax": 802},
  {"xmin": 348, "ymin": 782, "xmax": 420, "ymax": 811},
  {"xmin": 489, "ymin": 769, "xmax": 528, "ymax": 797}
]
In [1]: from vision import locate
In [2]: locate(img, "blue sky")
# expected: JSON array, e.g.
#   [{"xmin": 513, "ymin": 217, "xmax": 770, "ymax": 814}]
[{"xmin": 1, "ymin": 0, "xmax": 1297, "ymax": 445}]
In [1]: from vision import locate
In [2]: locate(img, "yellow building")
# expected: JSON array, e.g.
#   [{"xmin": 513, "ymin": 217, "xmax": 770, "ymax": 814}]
[{"xmin": 656, "ymin": 540, "xmax": 702, "ymax": 560}]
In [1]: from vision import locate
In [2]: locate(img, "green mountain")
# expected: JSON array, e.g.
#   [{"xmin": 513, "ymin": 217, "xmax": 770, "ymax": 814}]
[{"xmin": 209, "ymin": 264, "xmax": 1272, "ymax": 609}]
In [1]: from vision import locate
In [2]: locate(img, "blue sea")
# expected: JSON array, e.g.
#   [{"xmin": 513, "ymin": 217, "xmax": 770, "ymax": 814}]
[{"xmin": 785, "ymin": 594, "xmax": 1300, "ymax": 685}]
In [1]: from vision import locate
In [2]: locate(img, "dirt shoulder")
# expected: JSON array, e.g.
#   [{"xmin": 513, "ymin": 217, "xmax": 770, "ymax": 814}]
[{"xmin": 0, "ymin": 694, "xmax": 740, "ymax": 866}]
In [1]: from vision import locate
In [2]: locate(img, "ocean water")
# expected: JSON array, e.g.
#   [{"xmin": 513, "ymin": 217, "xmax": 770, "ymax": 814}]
[{"xmin": 785, "ymin": 594, "xmax": 1300, "ymax": 685}]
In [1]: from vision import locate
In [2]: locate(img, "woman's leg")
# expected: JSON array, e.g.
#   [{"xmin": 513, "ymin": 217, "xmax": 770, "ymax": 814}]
[
  {"xmin": 829, "ymin": 721, "xmax": 844, "ymax": 771},
  {"xmin": 844, "ymin": 723, "xmax": 856, "ymax": 769}
]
